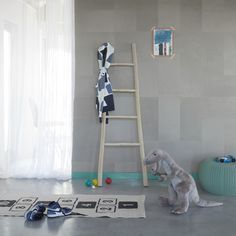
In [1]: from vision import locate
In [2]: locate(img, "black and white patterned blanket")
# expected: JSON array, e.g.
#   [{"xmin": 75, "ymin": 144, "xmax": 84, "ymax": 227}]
[{"xmin": 96, "ymin": 42, "xmax": 115, "ymax": 123}]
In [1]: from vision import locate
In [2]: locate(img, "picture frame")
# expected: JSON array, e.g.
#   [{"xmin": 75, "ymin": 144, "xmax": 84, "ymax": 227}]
[{"xmin": 152, "ymin": 27, "xmax": 174, "ymax": 57}]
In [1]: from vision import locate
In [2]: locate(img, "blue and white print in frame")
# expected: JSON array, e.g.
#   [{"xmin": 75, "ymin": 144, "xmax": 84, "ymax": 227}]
[{"xmin": 152, "ymin": 27, "xmax": 174, "ymax": 57}]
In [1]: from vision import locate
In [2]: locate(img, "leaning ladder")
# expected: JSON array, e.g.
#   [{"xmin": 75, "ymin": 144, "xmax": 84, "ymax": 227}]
[{"xmin": 97, "ymin": 43, "xmax": 148, "ymax": 187}]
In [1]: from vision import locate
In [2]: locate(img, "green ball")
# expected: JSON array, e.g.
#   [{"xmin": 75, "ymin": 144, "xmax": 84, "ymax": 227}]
[{"xmin": 84, "ymin": 179, "xmax": 92, "ymax": 187}]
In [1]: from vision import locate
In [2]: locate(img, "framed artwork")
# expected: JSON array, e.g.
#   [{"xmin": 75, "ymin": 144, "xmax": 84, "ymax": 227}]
[{"xmin": 152, "ymin": 27, "xmax": 174, "ymax": 57}]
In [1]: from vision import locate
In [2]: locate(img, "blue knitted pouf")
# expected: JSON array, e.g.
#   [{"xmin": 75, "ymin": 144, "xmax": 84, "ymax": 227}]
[{"xmin": 199, "ymin": 157, "xmax": 236, "ymax": 196}]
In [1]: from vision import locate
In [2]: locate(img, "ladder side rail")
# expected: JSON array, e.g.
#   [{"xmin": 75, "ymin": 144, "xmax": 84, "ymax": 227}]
[
  {"xmin": 98, "ymin": 113, "xmax": 106, "ymax": 186},
  {"xmin": 132, "ymin": 43, "xmax": 148, "ymax": 187}
]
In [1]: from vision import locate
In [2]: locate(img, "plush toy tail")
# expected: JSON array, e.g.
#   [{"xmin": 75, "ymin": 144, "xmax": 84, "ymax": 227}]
[{"xmin": 195, "ymin": 199, "xmax": 223, "ymax": 207}]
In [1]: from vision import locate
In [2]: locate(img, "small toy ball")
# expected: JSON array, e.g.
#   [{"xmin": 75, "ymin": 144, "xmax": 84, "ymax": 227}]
[
  {"xmin": 105, "ymin": 177, "xmax": 112, "ymax": 185},
  {"xmin": 92, "ymin": 179, "xmax": 98, "ymax": 187},
  {"xmin": 84, "ymin": 179, "xmax": 92, "ymax": 187}
]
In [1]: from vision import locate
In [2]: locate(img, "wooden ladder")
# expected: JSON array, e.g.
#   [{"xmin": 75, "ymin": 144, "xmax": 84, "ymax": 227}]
[{"xmin": 97, "ymin": 43, "xmax": 148, "ymax": 187}]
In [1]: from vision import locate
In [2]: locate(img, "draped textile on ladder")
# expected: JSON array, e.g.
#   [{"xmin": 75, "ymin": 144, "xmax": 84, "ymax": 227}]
[{"xmin": 96, "ymin": 42, "xmax": 115, "ymax": 123}]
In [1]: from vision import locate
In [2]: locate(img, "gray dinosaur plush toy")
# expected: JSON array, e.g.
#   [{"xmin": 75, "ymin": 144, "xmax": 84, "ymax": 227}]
[{"xmin": 144, "ymin": 149, "xmax": 223, "ymax": 215}]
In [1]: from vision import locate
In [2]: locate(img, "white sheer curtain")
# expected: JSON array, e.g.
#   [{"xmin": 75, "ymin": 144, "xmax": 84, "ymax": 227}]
[{"xmin": 0, "ymin": 0, "xmax": 74, "ymax": 179}]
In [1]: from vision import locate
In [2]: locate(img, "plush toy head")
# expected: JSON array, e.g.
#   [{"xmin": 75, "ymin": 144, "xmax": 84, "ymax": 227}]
[
  {"xmin": 144, "ymin": 149, "xmax": 165, "ymax": 174},
  {"xmin": 144, "ymin": 149, "xmax": 163, "ymax": 164}
]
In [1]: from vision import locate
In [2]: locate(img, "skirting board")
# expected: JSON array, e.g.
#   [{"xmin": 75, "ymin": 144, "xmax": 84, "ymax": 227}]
[{"xmin": 72, "ymin": 171, "xmax": 199, "ymax": 182}]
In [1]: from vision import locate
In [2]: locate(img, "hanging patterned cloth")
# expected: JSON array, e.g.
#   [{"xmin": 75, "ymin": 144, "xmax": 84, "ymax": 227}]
[{"xmin": 96, "ymin": 42, "xmax": 115, "ymax": 123}]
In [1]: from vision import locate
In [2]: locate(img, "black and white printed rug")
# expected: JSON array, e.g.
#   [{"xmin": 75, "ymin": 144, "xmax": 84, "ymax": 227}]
[{"xmin": 0, "ymin": 194, "xmax": 145, "ymax": 218}]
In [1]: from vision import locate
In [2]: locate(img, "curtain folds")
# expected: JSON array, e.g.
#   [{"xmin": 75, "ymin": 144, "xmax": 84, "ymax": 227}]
[{"xmin": 0, "ymin": 0, "xmax": 74, "ymax": 179}]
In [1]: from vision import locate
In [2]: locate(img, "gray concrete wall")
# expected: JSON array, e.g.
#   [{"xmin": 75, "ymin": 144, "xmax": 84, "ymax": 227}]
[{"xmin": 73, "ymin": 0, "xmax": 236, "ymax": 173}]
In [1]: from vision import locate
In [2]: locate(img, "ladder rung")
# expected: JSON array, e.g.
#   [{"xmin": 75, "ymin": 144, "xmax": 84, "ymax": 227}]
[
  {"xmin": 113, "ymin": 89, "xmax": 136, "ymax": 93},
  {"xmin": 111, "ymin": 63, "xmax": 134, "ymax": 67},
  {"xmin": 105, "ymin": 142, "xmax": 140, "ymax": 147},
  {"xmin": 106, "ymin": 115, "xmax": 137, "ymax": 119}
]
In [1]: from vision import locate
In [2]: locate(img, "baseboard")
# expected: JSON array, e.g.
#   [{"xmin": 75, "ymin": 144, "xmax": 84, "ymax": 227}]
[
  {"xmin": 72, "ymin": 172, "xmax": 160, "ymax": 180},
  {"xmin": 72, "ymin": 171, "xmax": 199, "ymax": 181}
]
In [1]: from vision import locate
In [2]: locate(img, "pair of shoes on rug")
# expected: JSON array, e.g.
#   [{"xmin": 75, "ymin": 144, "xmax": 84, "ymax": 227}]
[
  {"xmin": 25, "ymin": 201, "xmax": 72, "ymax": 221},
  {"xmin": 47, "ymin": 201, "xmax": 72, "ymax": 218},
  {"xmin": 25, "ymin": 203, "xmax": 46, "ymax": 221}
]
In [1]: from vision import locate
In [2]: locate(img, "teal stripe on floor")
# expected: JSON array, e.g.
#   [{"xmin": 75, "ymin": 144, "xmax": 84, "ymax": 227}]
[{"xmin": 72, "ymin": 171, "xmax": 199, "ymax": 181}]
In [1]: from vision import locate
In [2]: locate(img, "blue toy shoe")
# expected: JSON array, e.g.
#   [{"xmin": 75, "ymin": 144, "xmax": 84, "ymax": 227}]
[
  {"xmin": 47, "ymin": 201, "xmax": 72, "ymax": 218},
  {"xmin": 215, "ymin": 155, "xmax": 236, "ymax": 163},
  {"xmin": 24, "ymin": 203, "xmax": 46, "ymax": 221}
]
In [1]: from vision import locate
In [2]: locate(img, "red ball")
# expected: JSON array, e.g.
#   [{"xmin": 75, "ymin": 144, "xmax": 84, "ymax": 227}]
[{"xmin": 105, "ymin": 177, "xmax": 112, "ymax": 184}]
